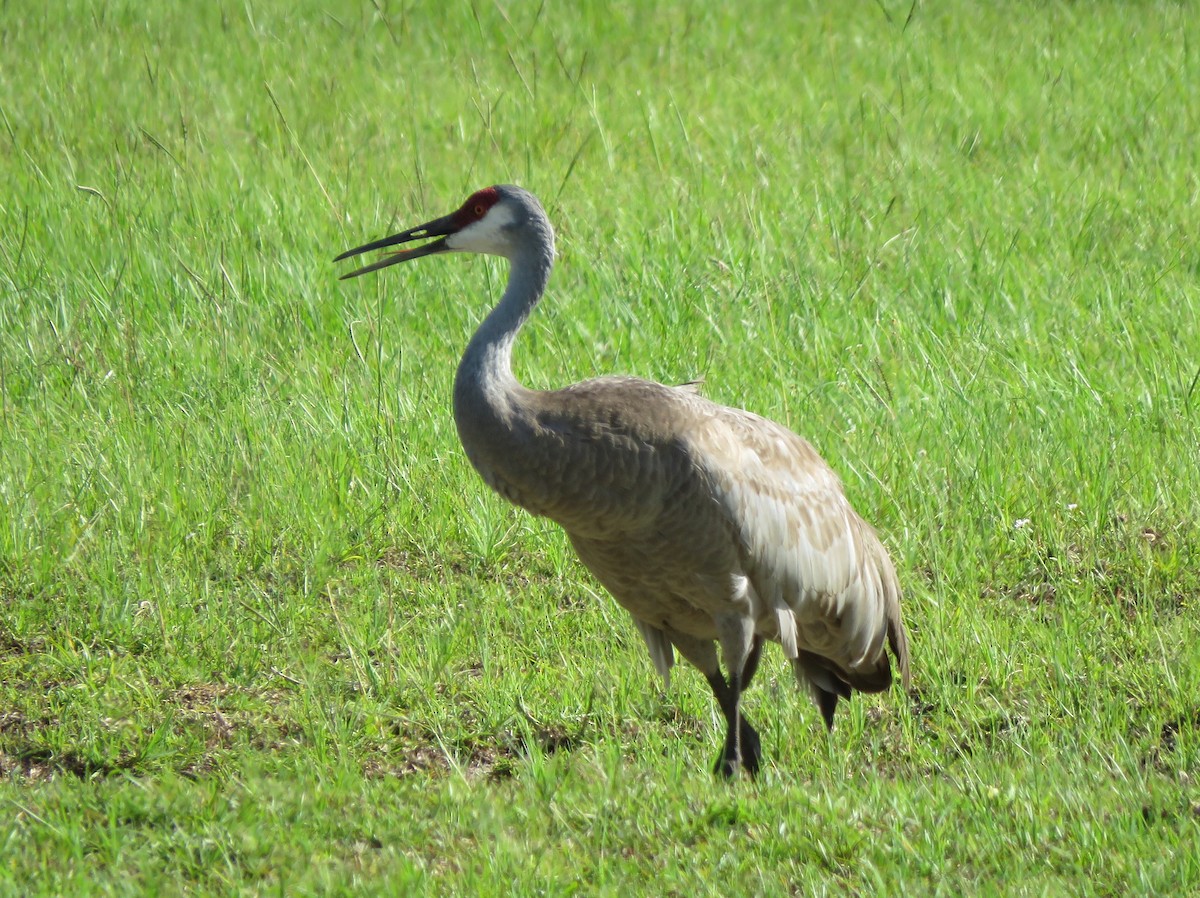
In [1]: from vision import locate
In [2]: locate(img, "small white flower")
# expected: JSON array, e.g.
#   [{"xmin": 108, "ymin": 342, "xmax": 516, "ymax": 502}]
[{"xmin": 1013, "ymin": 519, "xmax": 1031, "ymax": 530}]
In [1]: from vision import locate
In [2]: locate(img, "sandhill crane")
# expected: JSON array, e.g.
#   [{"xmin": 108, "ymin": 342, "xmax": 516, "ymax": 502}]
[{"xmin": 336, "ymin": 185, "xmax": 910, "ymax": 778}]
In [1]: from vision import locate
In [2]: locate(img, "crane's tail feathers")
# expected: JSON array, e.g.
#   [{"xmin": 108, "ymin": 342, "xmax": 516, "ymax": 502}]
[
  {"xmin": 634, "ymin": 619, "xmax": 675, "ymax": 689},
  {"xmin": 888, "ymin": 616, "xmax": 911, "ymax": 691},
  {"xmin": 845, "ymin": 657, "xmax": 894, "ymax": 693},
  {"xmin": 792, "ymin": 648, "xmax": 897, "ymax": 710},
  {"xmin": 815, "ymin": 689, "xmax": 840, "ymax": 731},
  {"xmin": 774, "ymin": 606, "xmax": 799, "ymax": 660},
  {"xmin": 794, "ymin": 654, "xmax": 850, "ymax": 730},
  {"xmin": 881, "ymin": 563, "xmax": 911, "ymax": 690},
  {"xmin": 794, "ymin": 651, "xmax": 852, "ymax": 697},
  {"xmin": 888, "ymin": 607, "xmax": 912, "ymax": 691}
]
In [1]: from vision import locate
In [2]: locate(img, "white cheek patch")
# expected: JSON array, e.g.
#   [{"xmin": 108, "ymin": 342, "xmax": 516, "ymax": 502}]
[{"xmin": 447, "ymin": 203, "xmax": 516, "ymax": 256}]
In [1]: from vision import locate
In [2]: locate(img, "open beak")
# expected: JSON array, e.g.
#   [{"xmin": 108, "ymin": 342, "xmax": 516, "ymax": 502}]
[{"xmin": 334, "ymin": 212, "xmax": 457, "ymax": 279}]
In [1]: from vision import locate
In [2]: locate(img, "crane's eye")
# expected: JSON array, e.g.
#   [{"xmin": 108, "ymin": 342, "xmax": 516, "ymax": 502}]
[{"xmin": 474, "ymin": 204, "xmax": 486, "ymax": 218}]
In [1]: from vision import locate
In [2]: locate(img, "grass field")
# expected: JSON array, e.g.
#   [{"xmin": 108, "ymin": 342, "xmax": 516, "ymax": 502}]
[{"xmin": 2, "ymin": 0, "xmax": 1199, "ymax": 893}]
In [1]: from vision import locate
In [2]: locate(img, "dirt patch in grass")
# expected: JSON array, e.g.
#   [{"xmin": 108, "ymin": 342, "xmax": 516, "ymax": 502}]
[
  {"xmin": 1142, "ymin": 706, "xmax": 1200, "ymax": 774},
  {"xmin": 366, "ymin": 715, "xmax": 588, "ymax": 782},
  {"xmin": 0, "ymin": 681, "xmax": 304, "ymax": 784},
  {"xmin": 982, "ymin": 514, "xmax": 1199, "ymax": 620},
  {"xmin": 0, "ymin": 746, "xmax": 137, "ymax": 781},
  {"xmin": 0, "ymin": 708, "xmax": 144, "ymax": 780},
  {"xmin": 0, "ymin": 627, "xmax": 45, "ymax": 658}
]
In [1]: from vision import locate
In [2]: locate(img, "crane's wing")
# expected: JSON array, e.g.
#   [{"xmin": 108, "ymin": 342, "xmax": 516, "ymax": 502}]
[{"xmin": 687, "ymin": 405, "xmax": 909, "ymax": 696}]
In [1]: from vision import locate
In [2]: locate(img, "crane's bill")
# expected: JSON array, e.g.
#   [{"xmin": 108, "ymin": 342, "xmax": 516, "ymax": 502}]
[
  {"xmin": 335, "ymin": 212, "xmax": 456, "ymax": 279},
  {"xmin": 336, "ymin": 244, "xmax": 445, "ymax": 279}
]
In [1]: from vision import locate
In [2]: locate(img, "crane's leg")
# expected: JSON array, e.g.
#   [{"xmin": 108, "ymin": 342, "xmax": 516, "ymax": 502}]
[
  {"xmin": 711, "ymin": 617, "xmax": 761, "ymax": 779},
  {"xmin": 738, "ymin": 635, "xmax": 764, "ymax": 768},
  {"xmin": 706, "ymin": 634, "xmax": 764, "ymax": 778},
  {"xmin": 666, "ymin": 628, "xmax": 764, "ymax": 778},
  {"xmin": 742, "ymin": 633, "xmax": 764, "ymax": 687},
  {"xmin": 709, "ymin": 672, "xmax": 742, "ymax": 779}
]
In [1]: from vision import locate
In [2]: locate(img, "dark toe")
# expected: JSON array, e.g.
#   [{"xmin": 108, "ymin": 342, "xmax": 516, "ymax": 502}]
[
  {"xmin": 713, "ymin": 750, "xmax": 738, "ymax": 779},
  {"xmin": 711, "ymin": 720, "xmax": 763, "ymax": 779}
]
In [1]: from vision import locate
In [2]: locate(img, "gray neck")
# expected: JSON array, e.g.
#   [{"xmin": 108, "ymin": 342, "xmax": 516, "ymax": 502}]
[{"xmin": 453, "ymin": 244, "xmax": 554, "ymax": 421}]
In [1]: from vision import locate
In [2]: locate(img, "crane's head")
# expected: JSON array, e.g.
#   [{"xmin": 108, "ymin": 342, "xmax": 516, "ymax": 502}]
[{"xmin": 335, "ymin": 185, "xmax": 550, "ymax": 279}]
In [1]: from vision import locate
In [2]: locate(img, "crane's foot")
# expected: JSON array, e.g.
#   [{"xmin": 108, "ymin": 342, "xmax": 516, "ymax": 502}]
[
  {"xmin": 714, "ymin": 752, "xmax": 737, "ymax": 779},
  {"xmin": 712, "ymin": 717, "xmax": 763, "ymax": 779}
]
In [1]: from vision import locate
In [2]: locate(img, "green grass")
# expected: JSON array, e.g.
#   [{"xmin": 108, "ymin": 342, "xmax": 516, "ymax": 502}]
[{"xmin": 2, "ymin": 0, "xmax": 1199, "ymax": 893}]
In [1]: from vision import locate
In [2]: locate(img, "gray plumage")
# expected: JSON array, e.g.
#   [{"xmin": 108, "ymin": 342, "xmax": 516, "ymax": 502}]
[{"xmin": 336, "ymin": 184, "xmax": 910, "ymax": 777}]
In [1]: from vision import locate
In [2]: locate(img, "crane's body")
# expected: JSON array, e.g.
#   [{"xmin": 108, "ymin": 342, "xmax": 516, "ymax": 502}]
[{"xmin": 337, "ymin": 184, "xmax": 909, "ymax": 777}]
